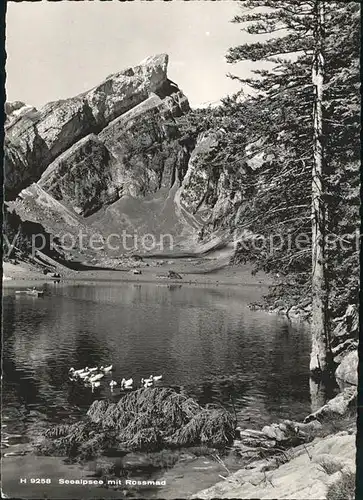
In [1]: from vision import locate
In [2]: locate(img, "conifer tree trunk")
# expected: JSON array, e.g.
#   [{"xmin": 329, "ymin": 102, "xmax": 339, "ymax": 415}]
[{"xmin": 310, "ymin": 0, "xmax": 330, "ymax": 376}]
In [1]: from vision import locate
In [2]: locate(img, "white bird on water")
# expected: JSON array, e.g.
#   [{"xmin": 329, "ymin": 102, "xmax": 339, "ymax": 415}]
[
  {"xmin": 142, "ymin": 375, "xmax": 162, "ymax": 388},
  {"xmin": 91, "ymin": 381, "xmax": 101, "ymax": 393},
  {"xmin": 141, "ymin": 377, "xmax": 153, "ymax": 388},
  {"xmin": 100, "ymin": 365, "xmax": 113, "ymax": 374},
  {"xmin": 109, "ymin": 380, "xmax": 117, "ymax": 392},
  {"xmin": 69, "ymin": 365, "xmax": 114, "ymax": 392},
  {"xmin": 120, "ymin": 378, "xmax": 133, "ymax": 389},
  {"xmin": 87, "ymin": 373, "xmax": 104, "ymax": 383},
  {"xmin": 69, "ymin": 367, "xmax": 91, "ymax": 380},
  {"xmin": 69, "ymin": 367, "xmax": 86, "ymax": 376}
]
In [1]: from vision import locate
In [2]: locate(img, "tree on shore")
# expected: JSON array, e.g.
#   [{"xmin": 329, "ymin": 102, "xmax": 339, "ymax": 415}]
[
  {"xmin": 225, "ymin": 0, "xmax": 359, "ymax": 377},
  {"xmin": 310, "ymin": 0, "xmax": 330, "ymax": 376}
]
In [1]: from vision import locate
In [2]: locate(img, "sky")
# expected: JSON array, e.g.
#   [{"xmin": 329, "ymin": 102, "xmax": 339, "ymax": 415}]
[{"xmin": 5, "ymin": 1, "xmax": 264, "ymax": 108}]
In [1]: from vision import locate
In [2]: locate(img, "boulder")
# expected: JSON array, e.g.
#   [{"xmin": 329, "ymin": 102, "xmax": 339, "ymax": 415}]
[
  {"xmin": 332, "ymin": 339, "xmax": 358, "ymax": 363},
  {"xmin": 261, "ymin": 423, "xmax": 286, "ymax": 442},
  {"xmin": 293, "ymin": 420, "xmax": 322, "ymax": 434},
  {"xmin": 335, "ymin": 350, "xmax": 358, "ymax": 386},
  {"xmin": 332, "ymin": 304, "xmax": 359, "ymax": 347},
  {"xmin": 304, "ymin": 386, "xmax": 357, "ymax": 423}
]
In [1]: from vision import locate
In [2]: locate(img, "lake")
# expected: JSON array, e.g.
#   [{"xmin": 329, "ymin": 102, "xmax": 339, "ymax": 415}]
[{"xmin": 2, "ymin": 281, "xmax": 311, "ymax": 498}]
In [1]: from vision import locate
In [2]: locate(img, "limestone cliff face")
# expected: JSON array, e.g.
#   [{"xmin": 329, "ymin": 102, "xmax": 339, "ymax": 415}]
[
  {"xmin": 37, "ymin": 134, "xmax": 117, "ymax": 216},
  {"xmin": 98, "ymin": 91, "xmax": 190, "ymax": 199},
  {"xmin": 5, "ymin": 54, "xmax": 189, "ymax": 208},
  {"xmin": 177, "ymin": 130, "xmax": 250, "ymax": 239},
  {"xmin": 5, "ymin": 54, "xmax": 242, "ymax": 252}
]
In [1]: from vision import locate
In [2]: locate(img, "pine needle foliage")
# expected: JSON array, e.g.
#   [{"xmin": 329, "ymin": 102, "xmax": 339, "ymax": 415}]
[{"xmin": 37, "ymin": 388, "xmax": 236, "ymax": 460}]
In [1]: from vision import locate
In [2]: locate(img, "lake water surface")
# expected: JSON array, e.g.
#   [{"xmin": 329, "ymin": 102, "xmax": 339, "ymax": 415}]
[{"xmin": 2, "ymin": 281, "xmax": 311, "ymax": 498}]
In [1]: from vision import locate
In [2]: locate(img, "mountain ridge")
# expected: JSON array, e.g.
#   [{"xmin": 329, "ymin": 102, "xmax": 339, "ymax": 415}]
[{"xmin": 5, "ymin": 54, "xmax": 239, "ymax": 265}]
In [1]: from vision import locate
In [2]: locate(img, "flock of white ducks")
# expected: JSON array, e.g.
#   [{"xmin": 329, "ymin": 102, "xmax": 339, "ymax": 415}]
[
  {"xmin": 69, "ymin": 365, "xmax": 162, "ymax": 393},
  {"xmin": 69, "ymin": 365, "xmax": 113, "ymax": 392}
]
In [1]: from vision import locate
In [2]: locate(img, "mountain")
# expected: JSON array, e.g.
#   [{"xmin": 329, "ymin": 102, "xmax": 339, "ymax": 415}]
[
  {"xmin": 5, "ymin": 54, "xmax": 188, "ymax": 203},
  {"xmin": 4, "ymin": 54, "xmax": 243, "ymax": 265}
]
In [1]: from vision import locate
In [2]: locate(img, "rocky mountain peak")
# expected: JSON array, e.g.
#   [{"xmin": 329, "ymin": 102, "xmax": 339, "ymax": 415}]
[
  {"xmin": 4, "ymin": 54, "xmax": 248, "ymax": 259},
  {"xmin": 4, "ymin": 53, "xmax": 187, "ymax": 201},
  {"xmin": 134, "ymin": 53, "xmax": 169, "ymax": 88},
  {"xmin": 5, "ymin": 101, "xmax": 38, "ymax": 127}
]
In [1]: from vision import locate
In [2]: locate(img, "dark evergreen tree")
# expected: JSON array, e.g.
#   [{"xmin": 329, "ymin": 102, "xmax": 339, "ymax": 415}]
[{"xmin": 224, "ymin": 0, "xmax": 360, "ymax": 374}]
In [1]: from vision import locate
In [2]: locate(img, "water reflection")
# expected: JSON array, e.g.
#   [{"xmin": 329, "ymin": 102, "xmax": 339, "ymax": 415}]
[{"xmin": 3, "ymin": 282, "xmax": 311, "ymax": 436}]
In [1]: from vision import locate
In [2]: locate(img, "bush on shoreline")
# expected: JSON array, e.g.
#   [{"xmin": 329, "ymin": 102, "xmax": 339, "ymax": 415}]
[{"xmin": 37, "ymin": 388, "xmax": 236, "ymax": 461}]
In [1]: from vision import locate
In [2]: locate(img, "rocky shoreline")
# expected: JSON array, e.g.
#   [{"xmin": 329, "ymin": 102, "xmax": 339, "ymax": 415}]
[
  {"xmin": 193, "ymin": 386, "xmax": 357, "ymax": 499},
  {"xmin": 193, "ymin": 431, "xmax": 356, "ymax": 499},
  {"xmin": 191, "ymin": 303, "xmax": 358, "ymax": 500}
]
